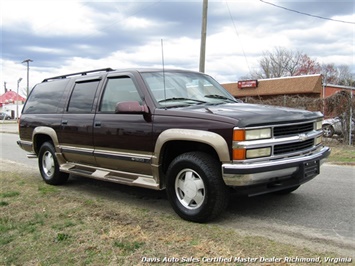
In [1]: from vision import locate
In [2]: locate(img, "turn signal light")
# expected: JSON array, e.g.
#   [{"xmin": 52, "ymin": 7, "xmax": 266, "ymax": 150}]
[{"xmin": 233, "ymin": 149, "xmax": 246, "ymax": 160}]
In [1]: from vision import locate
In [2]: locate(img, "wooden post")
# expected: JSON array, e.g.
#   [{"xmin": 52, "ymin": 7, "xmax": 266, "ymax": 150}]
[{"xmin": 199, "ymin": 0, "xmax": 208, "ymax": 73}]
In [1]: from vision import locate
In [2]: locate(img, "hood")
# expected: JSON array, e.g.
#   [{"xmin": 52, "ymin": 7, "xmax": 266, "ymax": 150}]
[{"xmin": 174, "ymin": 103, "xmax": 322, "ymax": 127}]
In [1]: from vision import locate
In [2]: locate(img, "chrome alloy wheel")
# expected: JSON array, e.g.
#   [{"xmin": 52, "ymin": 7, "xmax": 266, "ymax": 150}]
[
  {"xmin": 175, "ymin": 168, "xmax": 206, "ymax": 210},
  {"xmin": 42, "ymin": 150, "xmax": 55, "ymax": 178},
  {"xmin": 322, "ymin": 124, "xmax": 334, "ymax": 138}
]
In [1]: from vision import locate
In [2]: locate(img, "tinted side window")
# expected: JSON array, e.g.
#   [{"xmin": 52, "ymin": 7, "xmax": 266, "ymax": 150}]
[
  {"xmin": 22, "ymin": 79, "xmax": 70, "ymax": 114},
  {"xmin": 100, "ymin": 77, "xmax": 141, "ymax": 112},
  {"xmin": 67, "ymin": 80, "xmax": 100, "ymax": 113}
]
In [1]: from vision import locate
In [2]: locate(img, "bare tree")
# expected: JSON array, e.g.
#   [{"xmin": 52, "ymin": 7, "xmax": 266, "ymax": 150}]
[
  {"xmin": 252, "ymin": 47, "xmax": 313, "ymax": 79},
  {"xmin": 246, "ymin": 47, "xmax": 354, "ymax": 87},
  {"xmin": 295, "ymin": 54, "xmax": 321, "ymax": 76},
  {"xmin": 337, "ymin": 65, "xmax": 354, "ymax": 86},
  {"xmin": 321, "ymin": 63, "xmax": 338, "ymax": 84}
]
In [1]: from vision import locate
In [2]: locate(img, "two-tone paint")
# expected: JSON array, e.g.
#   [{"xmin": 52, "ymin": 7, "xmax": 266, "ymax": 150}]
[{"xmin": 18, "ymin": 69, "xmax": 330, "ymax": 195}]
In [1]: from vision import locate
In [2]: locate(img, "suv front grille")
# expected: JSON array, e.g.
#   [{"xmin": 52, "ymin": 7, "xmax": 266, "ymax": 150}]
[
  {"xmin": 274, "ymin": 122, "xmax": 314, "ymax": 137},
  {"xmin": 233, "ymin": 120, "xmax": 321, "ymax": 161},
  {"xmin": 274, "ymin": 139, "xmax": 314, "ymax": 155}
]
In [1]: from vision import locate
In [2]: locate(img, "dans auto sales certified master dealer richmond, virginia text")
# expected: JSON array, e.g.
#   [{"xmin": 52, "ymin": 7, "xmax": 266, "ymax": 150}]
[{"xmin": 141, "ymin": 256, "xmax": 353, "ymax": 264}]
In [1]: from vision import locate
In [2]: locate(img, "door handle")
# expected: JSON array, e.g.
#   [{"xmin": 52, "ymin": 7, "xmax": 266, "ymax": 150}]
[
  {"xmin": 94, "ymin": 121, "xmax": 101, "ymax": 128},
  {"xmin": 61, "ymin": 120, "xmax": 68, "ymax": 125}
]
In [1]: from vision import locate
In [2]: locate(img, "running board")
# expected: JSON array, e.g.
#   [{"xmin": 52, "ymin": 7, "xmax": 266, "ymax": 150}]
[
  {"xmin": 27, "ymin": 153, "xmax": 37, "ymax": 158},
  {"xmin": 60, "ymin": 163, "xmax": 160, "ymax": 190}
]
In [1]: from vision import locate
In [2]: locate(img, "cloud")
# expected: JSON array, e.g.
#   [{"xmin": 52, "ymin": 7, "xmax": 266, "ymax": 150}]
[
  {"xmin": 1, "ymin": 1, "xmax": 101, "ymax": 37},
  {"xmin": 280, "ymin": 0, "xmax": 354, "ymax": 17},
  {"xmin": 1, "ymin": 0, "xmax": 354, "ymax": 95}
]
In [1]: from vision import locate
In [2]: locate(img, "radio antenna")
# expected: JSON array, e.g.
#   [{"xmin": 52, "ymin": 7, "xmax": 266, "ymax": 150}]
[{"xmin": 161, "ymin": 39, "xmax": 167, "ymax": 109}]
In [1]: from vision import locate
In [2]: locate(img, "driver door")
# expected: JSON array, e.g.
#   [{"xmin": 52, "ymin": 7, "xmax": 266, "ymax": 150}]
[{"xmin": 93, "ymin": 75, "xmax": 153, "ymax": 176}]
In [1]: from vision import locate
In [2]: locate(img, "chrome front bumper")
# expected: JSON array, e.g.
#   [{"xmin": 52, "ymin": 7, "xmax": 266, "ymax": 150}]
[{"xmin": 222, "ymin": 146, "xmax": 331, "ymax": 188}]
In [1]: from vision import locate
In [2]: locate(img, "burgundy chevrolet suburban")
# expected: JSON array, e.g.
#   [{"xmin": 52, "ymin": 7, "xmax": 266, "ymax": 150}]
[{"xmin": 17, "ymin": 68, "xmax": 330, "ymax": 222}]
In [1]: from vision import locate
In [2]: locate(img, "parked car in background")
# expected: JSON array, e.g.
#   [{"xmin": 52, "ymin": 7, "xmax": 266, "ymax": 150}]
[
  {"xmin": 322, "ymin": 116, "xmax": 355, "ymax": 138},
  {"xmin": 0, "ymin": 112, "xmax": 11, "ymax": 120}
]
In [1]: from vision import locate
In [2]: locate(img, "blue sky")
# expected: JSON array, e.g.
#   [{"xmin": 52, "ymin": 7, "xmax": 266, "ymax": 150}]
[{"xmin": 1, "ymin": 0, "xmax": 354, "ymax": 95}]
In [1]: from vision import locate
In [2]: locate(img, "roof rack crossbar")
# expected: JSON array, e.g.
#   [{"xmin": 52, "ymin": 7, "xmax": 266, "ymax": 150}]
[{"xmin": 42, "ymin": 68, "xmax": 114, "ymax": 82}]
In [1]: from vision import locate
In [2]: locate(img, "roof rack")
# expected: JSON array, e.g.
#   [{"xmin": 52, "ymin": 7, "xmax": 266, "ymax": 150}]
[{"xmin": 42, "ymin": 68, "xmax": 114, "ymax": 82}]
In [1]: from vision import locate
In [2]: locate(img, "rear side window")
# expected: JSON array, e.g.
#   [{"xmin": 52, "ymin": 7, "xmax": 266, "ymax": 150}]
[
  {"xmin": 67, "ymin": 80, "xmax": 100, "ymax": 113},
  {"xmin": 22, "ymin": 79, "xmax": 70, "ymax": 114}
]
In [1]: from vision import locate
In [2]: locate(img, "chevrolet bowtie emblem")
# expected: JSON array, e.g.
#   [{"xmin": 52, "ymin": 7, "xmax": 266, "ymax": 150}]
[{"xmin": 299, "ymin": 134, "xmax": 308, "ymax": 141}]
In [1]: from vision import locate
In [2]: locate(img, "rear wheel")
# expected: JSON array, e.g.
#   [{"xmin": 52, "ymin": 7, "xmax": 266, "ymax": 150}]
[
  {"xmin": 38, "ymin": 142, "xmax": 69, "ymax": 185},
  {"xmin": 166, "ymin": 152, "xmax": 229, "ymax": 223}
]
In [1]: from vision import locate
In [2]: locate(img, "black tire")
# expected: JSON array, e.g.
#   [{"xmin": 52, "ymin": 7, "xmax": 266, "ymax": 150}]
[
  {"xmin": 38, "ymin": 142, "xmax": 69, "ymax": 185},
  {"xmin": 322, "ymin": 124, "xmax": 334, "ymax": 138},
  {"xmin": 166, "ymin": 152, "xmax": 229, "ymax": 223},
  {"xmin": 273, "ymin": 185, "xmax": 300, "ymax": 195}
]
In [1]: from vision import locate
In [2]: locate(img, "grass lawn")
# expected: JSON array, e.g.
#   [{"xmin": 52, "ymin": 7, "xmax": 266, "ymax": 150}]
[{"xmin": 0, "ymin": 157, "xmax": 352, "ymax": 265}]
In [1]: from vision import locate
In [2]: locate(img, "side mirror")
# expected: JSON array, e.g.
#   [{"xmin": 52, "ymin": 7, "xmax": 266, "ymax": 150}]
[{"xmin": 115, "ymin": 101, "xmax": 149, "ymax": 114}]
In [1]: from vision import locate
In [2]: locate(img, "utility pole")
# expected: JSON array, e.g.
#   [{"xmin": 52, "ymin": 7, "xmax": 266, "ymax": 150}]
[
  {"xmin": 199, "ymin": 0, "xmax": 208, "ymax": 73},
  {"xmin": 16, "ymin": 78, "xmax": 22, "ymax": 121},
  {"xmin": 22, "ymin": 59, "xmax": 33, "ymax": 97},
  {"xmin": 349, "ymin": 88, "xmax": 353, "ymax": 145}
]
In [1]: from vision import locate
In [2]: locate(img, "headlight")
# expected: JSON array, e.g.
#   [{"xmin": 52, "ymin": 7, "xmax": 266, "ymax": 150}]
[
  {"xmin": 234, "ymin": 128, "xmax": 271, "ymax": 141},
  {"xmin": 315, "ymin": 120, "xmax": 322, "ymax": 131},
  {"xmin": 233, "ymin": 147, "xmax": 271, "ymax": 160},
  {"xmin": 233, "ymin": 127, "xmax": 272, "ymax": 160},
  {"xmin": 246, "ymin": 147, "xmax": 271, "ymax": 159},
  {"xmin": 246, "ymin": 128, "xmax": 271, "ymax": 140}
]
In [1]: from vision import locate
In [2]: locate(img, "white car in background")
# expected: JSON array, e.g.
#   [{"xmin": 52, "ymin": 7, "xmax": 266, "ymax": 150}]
[
  {"xmin": 0, "ymin": 112, "xmax": 12, "ymax": 120},
  {"xmin": 322, "ymin": 116, "xmax": 355, "ymax": 138}
]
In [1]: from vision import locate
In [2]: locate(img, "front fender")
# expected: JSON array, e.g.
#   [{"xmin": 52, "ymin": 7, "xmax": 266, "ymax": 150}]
[{"xmin": 152, "ymin": 128, "xmax": 231, "ymax": 165}]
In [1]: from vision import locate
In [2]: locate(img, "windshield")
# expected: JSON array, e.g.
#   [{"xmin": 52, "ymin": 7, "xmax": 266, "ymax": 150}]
[{"xmin": 141, "ymin": 71, "xmax": 237, "ymax": 107}]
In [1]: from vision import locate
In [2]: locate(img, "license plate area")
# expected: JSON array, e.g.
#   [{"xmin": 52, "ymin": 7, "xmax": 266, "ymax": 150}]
[{"xmin": 302, "ymin": 160, "xmax": 320, "ymax": 179}]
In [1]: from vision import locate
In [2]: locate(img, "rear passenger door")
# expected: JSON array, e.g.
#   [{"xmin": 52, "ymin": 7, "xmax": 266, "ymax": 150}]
[
  {"xmin": 59, "ymin": 76, "xmax": 103, "ymax": 166},
  {"xmin": 93, "ymin": 74, "xmax": 153, "ymax": 176}
]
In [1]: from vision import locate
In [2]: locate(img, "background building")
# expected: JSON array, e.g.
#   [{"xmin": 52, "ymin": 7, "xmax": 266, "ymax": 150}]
[
  {"xmin": 0, "ymin": 90, "xmax": 26, "ymax": 119},
  {"xmin": 222, "ymin": 74, "xmax": 354, "ymax": 117}
]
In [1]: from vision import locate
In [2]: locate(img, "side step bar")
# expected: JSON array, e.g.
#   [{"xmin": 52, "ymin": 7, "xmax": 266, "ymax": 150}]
[{"xmin": 60, "ymin": 163, "xmax": 160, "ymax": 190}]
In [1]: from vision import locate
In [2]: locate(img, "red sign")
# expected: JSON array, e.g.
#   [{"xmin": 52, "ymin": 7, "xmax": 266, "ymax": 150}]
[{"xmin": 238, "ymin": 80, "xmax": 258, "ymax": 89}]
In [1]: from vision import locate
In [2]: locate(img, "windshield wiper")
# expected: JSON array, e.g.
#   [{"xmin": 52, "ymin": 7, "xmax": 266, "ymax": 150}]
[
  {"xmin": 204, "ymin": 94, "xmax": 236, "ymax": 102},
  {"xmin": 159, "ymin": 97, "xmax": 206, "ymax": 104}
]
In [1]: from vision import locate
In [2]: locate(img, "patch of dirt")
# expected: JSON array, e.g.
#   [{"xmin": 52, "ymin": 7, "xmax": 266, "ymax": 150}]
[{"xmin": 220, "ymin": 216, "xmax": 355, "ymax": 258}]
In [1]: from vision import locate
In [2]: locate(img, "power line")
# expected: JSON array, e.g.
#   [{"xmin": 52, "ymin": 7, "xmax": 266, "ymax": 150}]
[
  {"xmin": 225, "ymin": 1, "xmax": 251, "ymax": 74},
  {"xmin": 260, "ymin": 0, "xmax": 355, "ymax": 25}
]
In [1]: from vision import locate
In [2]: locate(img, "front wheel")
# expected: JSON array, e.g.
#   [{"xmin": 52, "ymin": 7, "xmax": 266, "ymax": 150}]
[
  {"xmin": 322, "ymin": 124, "xmax": 334, "ymax": 138},
  {"xmin": 166, "ymin": 152, "xmax": 229, "ymax": 223},
  {"xmin": 38, "ymin": 142, "xmax": 69, "ymax": 185}
]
